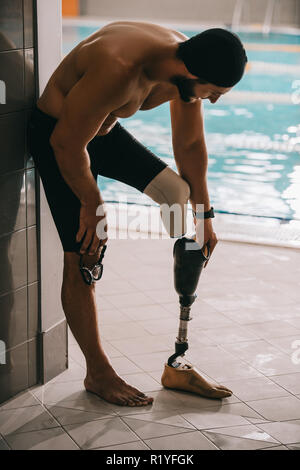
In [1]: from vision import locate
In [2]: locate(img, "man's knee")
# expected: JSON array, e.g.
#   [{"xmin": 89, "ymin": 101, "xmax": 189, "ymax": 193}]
[{"xmin": 143, "ymin": 167, "xmax": 191, "ymax": 237}]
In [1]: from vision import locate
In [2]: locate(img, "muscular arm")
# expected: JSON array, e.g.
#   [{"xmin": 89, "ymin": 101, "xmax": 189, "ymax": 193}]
[
  {"xmin": 50, "ymin": 61, "xmax": 131, "ymax": 205},
  {"xmin": 170, "ymin": 98, "xmax": 211, "ymax": 212}
]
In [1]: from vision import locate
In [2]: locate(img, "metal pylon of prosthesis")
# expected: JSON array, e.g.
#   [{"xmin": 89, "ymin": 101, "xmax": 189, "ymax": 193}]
[{"xmin": 167, "ymin": 296, "xmax": 196, "ymax": 367}]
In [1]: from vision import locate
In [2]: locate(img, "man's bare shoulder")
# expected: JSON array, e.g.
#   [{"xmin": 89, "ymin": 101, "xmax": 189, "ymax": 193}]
[
  {"xmin": 79, "ymin": 21, "xmax": 184, "ymax": 68},
  {"xmin": 76, "ymin": 36, "xmax": 136, "ymax": 78}
]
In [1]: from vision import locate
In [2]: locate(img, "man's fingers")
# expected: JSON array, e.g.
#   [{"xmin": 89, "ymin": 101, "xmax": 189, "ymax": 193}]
[
  {"xmin": 88, "ymin": 234, "xmax": 101, "ymax": 255},
  {"xmin": 203, "ymin": 237, "xmax": 218, "ymax": 268},
  {"xmin": 76, "ymin": 225, "xmax": 86, "ymax": 243},
  {"xmin": 80, "ymin": 229, "xmax": 94, "ymax": 254},
  {"xmin": 204, "ymin": 236, "xmax": 218, "ymax": 268}
]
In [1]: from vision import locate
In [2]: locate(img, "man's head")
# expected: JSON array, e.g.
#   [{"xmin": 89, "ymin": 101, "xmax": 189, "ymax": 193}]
[{"xmin": 172, "ymin": 28, "xmax": 248, "ymax": 103}]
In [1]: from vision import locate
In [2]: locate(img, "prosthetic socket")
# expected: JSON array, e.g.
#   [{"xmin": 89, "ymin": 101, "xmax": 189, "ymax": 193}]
[{"xmin": 167, "ymin": 236, "xmax": 210, "ymax": 367}]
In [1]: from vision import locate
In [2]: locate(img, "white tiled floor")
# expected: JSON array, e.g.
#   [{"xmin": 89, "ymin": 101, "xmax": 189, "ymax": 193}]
[{"xmin": 1, "ymin": 238, "xmax": 300, "ymax": 450}]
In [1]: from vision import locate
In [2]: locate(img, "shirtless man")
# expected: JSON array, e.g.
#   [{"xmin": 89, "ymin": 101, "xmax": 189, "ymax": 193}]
[{"xmin": 28, "ymin": 22, "xmax": 247, "ymax": 406}]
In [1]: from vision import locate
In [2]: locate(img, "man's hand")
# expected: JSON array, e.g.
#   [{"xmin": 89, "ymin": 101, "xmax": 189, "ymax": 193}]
[
  {"xmin": 76, "ymin": 200, "xmax": 108, "ymax": 255},
  {"xmin": 194, "ymin": 217, "xmax": 218, "ymax": 268}
]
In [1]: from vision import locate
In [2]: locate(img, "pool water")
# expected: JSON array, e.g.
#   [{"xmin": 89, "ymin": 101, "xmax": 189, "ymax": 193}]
[{"xmin": 62, "ymin": 25, "xmax": 300, "ymax": 223}]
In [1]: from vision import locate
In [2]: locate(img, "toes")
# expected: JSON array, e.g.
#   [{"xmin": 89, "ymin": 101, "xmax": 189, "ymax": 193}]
[
  {"xmin": 127, "ymin": 396, "xmax": 152, "ymax": 407},
  {"xmin": 130, "ymin": 393, "xmax": 153, "ymax": 406},
  {"xmin": 127, "ymin": 401, "xmax": 137, "ymax": 407},
  {"xmin": 135, "ymin": 400, "xmax": 148, "ymax": 407},
  {"xmin": 129, "ymin": 395, "xmax": 145, "ymax": 406},
  {"xmin": 116, "ymin": 396, "xmax": 129, "ymax": 406},
  {"xmin": 118, "ymin": 394, "xmax": 154, "ymax": 406},
  {"xmin": 128, "ymin": 389, "xmax": 153, "ymax": 404},
  {"xmin": 133, "ymin": 395, "xmax": 153, "ymax": 406},
  {"xmin": 141, "ymin": 398, "xmax": 153, "ymax": 406},
  {"xmin": 216, "ymin": 385, "xmax": 233, "ymax": 394},
  {"xmin": 121, "ymin": 392, "xmax": 146, "ymax": 407},
  {"xmin": 145, "ymin": 397, "xmax": 154, "ymax": 405},
  {"xmin": 213, "ymin": 388, "xmax": 232, "ymax": 398},
  {"xmin": 129, "ymin": 386, "xmax": 147, "ymax": 398}
]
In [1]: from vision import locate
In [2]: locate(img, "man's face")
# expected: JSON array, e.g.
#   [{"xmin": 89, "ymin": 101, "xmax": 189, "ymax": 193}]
[{"xmin": 170, "ymin": 75, "xmax": 232, "ymax": 103}]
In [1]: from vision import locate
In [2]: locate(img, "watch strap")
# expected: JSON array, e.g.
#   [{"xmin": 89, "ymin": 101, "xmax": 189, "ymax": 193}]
[{"xmin": 193, "ymin": 207, "xmax": 215, "ymax": 219}]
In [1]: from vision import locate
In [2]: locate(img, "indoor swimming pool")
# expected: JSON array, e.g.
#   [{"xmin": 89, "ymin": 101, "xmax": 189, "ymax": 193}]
[{"xmin": 62, "ymin": 22, "xmax": 300, "ymax": 241}]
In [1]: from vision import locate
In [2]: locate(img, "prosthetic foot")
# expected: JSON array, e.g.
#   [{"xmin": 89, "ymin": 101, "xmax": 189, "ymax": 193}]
[
  {"xmin": 161, "ymin": 361, "xmax": 233, "ymax": 399},
  {"xmin": 161, "ymin": 237, "xmax": 232, "ymax": 399}
]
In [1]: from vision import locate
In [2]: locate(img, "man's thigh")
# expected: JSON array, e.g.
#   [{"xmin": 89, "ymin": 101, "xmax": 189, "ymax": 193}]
[{"xmin": 28, "ymin": 109, "xmax": 93, "ymax": 253}]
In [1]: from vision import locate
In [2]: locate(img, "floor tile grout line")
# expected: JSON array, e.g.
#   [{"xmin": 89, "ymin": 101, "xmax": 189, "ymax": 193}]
[
  {"xmin": 194, "ymin": 429, "xmax": 221, "ymax": 450},
  {"xmin": 0, "ymin": 433, "xmax": 12, "ymax": 450},
  {"xmin": 0, "ymin": 403, "xmax": 42, "ymax": 412},
  {"xmin": 63, "ymin": 414, "xmax": 149, "ymax": 450},
  {"xmin": 119, "ymin": 419, "xmax": 208, "ymax": 449},
  {"xmin": 0, "ymin": 396, "xmax": 68, "ymax": 438},
  {"xmin": 43, "ymin": 403, "xmax": 117, "ymax": 423},
  {"xmin": 201, "ymin": 429, "xmax": 282, "ymax": 450},
  {"xmin": 261, "ymin": 444, "xmax": 289, "ymax": 450},
  {"xmin": 45, "ymin": 403, "xmax": 118, "ymax": 418},
  {"xmin": 118, "ymin": 414, "xmax": 170, "ymax": 447},
  {"xmin": 263, "ymin": 334, "xmax": 300, "ymax": 356},
  {"xmin": 181, "ymin": 398, "xmax": 270, "ymax": 424},
  {"xmin": 102, "ymin": 339, "xmax": 173, "ymax": 357},
  {"xmin": 142, "ymin": 428, "xmax": 221, "ymax": 450},
  {"xmin": 30, "ymin": 391, "xmax": 119, "ymax": 418},
  {"xmin": 261, "ymin": 376, "xmax": 300, "ymax": 397},
  {"xmin": 50, "ymin": 420, "xmax": 90, "ymax": 450},
  {"xmin": 265, "ymin": 417, "xmax": 300, "ymax": 423},
  {"xmin": 245, "ymin": 394, "xmax": 300, "ymax": 405},
  {"xmin": 116, "ymin": 415, "xmax": 198, "ymax": 432},
  {"xmin": 2, "ymin": 424, "xmax": 65, "ymax": 439},
  {"xmin": 95, "ymin": 439, "xmax": 151, "ymax": 450},
  {"xmin": 254, "ymin": 422, "xmax": 300, "ymax": 446},
  {"xmin": 202, "ymin": 426, "xmax": 281, "ymax": 445}
]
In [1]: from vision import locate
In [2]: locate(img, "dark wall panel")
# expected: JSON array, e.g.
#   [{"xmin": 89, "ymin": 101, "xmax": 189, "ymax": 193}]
[
  {"xmin": 0, "ymin": 0, "xmax": 39, "ymax": 404},
  {"xmin": 0, "ymin": 112, "xmax": 26, "ymax": 175},
  {"xmin": 0, "ymin": 0, "xmax": 24, "ymax": 52}
]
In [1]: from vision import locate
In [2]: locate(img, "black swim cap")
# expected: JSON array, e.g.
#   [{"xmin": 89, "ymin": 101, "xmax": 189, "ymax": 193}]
[{"xmin": 176, "ymin": 28, "xmax": 248, "ymax": 87}]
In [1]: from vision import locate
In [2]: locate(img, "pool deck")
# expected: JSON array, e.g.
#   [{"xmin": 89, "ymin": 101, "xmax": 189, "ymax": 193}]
[{"xmin": 1, "ymin": 237, "xmax": 300, "ymax": 450}]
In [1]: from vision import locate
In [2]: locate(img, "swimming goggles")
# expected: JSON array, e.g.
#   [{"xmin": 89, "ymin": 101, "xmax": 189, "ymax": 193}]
[{"xmin": 79, "ymin": 244, "xmax": 107, "ymax": 285}]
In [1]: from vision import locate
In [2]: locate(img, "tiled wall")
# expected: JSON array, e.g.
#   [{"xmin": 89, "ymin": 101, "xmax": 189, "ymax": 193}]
[{"xmin": 0, "ymin": 0, "xmax": 39, "ymax": 403}]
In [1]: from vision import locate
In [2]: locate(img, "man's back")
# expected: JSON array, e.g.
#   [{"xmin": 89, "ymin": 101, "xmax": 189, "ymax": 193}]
[{"xmin": 37, "ymin": 20, "xmax": 185, "ymax": 132}]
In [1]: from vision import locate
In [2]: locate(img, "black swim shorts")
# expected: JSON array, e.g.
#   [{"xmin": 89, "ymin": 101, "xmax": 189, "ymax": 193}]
[{"xmin": 27, "ymin": 105, "xmax": 167, "ymax": 252}]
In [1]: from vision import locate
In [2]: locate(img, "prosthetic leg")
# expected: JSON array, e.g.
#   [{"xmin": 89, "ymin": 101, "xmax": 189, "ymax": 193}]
[{"xmin": 161, "ymin": 237, "xmax": 232, "ymax": 398}]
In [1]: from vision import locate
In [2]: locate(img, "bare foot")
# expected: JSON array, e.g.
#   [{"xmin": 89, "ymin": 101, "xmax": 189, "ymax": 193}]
[
  {"xmin": 161, "ymin": 363, "xmax": 233, "ymax": 399},
  {"xmin": 84, "ymin": 369, "xmax": 154, "ymax": 407}
]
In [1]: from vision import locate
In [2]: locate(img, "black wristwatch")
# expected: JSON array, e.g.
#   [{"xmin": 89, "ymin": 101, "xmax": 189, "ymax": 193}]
[{"xmin": 192, "ymin": 207, "xmax": 215, "ymax": 219}]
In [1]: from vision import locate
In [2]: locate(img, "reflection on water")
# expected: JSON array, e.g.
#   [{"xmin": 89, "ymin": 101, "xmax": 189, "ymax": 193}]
[{"xmin": 100, "ymin": 100, "xmax": 300, "ymax": 223}]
